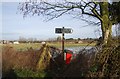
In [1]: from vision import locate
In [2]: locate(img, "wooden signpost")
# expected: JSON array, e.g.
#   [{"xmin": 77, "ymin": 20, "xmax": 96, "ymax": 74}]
[{"xmin": 55, "ymin": 27, "xmax": 73, "ymax": 62}]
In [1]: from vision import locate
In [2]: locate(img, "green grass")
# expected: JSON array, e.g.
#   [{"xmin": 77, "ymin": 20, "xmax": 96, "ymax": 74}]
[
  {"xmin": 47, "ymin": 42, "xmax": 96, "ymax": 48},
  {"xmin": 14, "ymin": 68, "xmax": 46, "ymax": 77}
]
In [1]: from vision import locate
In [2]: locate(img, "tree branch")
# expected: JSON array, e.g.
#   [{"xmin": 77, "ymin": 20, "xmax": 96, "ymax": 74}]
[
  {"xmin": 82, "ymin": 0, "xmax": 102, "ymax": 21},
  {"xmin": 19, "ymin": 0, "xmax": 102, "ymax": 21}
]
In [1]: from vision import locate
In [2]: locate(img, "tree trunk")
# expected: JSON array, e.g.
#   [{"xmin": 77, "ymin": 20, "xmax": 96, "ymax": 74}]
[
  {"xmin": 103, "ymin": 29, "xmax": 110, "ymax": 44},
  {"xmin": 102, "ymin": 22, "xmax": 112, "ymax": 45},
  {"xmin": 100, "ymin": 2, "xmax": 112, "ymax": 45}
]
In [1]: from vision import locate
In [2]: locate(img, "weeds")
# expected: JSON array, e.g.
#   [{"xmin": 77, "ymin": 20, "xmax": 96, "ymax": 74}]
[
  {"xmin": 88, "ymin": 39, "xmax": 120, "ymax": 77},
  {"xmin": 2, "ymin": 45, "xmax": 44, "ymax": 77},
  {"xmin": 14, "ymin": 68, "xmax": 46, "ymax": 77}
]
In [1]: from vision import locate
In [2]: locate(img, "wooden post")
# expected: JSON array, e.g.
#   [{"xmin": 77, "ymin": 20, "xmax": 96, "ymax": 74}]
[{"xmin": 62, "ymin": 27, "xmax": 65, "ymax": 62}]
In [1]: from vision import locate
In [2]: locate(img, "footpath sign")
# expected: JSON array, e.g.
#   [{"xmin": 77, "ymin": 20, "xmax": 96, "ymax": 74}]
[
  {"xmin": 55, "ymin": 28, "xmax": 73, "ymax": 33},
  {"xmin": 55, "ymin": 27, "xmax": 73, "ymax": 62}
]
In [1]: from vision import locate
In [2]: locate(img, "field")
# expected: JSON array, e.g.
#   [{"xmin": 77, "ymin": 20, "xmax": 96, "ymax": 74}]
[
  {"xmin": 0, "ymin": 43, "xmax": 41, "ymax": 51},
  {"xmin": 0, "ymin": 42, "xmax": 96, "ymax": 51},
  {"xmin": 47, "ymin": 42, "xmax": 96, "ymax": 48}
]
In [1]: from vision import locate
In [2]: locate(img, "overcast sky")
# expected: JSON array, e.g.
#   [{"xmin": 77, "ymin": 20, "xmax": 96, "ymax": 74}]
[{"xmin": 0, "ymin": 2, "xmax": 106, "ymax": 40}]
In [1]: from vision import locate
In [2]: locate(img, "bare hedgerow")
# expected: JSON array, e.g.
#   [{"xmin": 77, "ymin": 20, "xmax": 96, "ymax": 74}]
[{"xmin": 2, "ymin": 45, "xmax": 44, "ymax": 76}]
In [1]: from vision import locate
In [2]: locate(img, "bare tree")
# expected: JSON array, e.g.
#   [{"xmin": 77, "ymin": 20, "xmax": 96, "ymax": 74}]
[
  {"xmin": 19, "ymin": 36, "xmax": 27, "ymax": 42},
  {"xmin": 19, "ymin": 0, "xmax": 115, "ymax": 45}
]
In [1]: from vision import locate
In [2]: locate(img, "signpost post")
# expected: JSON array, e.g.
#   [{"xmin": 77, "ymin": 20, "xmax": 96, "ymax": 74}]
[
  {"xmin": 55, "ymin": 27, "xmax": 73, "ymax": 62},
  {"xmin": 62, "ymin": 27, "xmax": 65, "ymax": 61}
]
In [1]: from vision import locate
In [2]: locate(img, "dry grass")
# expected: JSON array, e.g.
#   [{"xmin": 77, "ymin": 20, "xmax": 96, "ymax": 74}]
[{"xmin": 2, "ymin": 45, "xmax": 45, "ymax": 77}]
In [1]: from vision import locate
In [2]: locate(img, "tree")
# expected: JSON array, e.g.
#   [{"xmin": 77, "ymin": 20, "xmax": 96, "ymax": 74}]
[
  {"xmin": 109, "ymin": 2, "xmax": 120, "ymax": 43},
  {"xmin": 19, "ymin": 36, "xmax": 27, "ymax": 42},
  {"xmin": 57, "ymin": 36, "xmax": 61, "ymax": 41},
  {"xmin": 109, "ymin": 2, "xmax": 120, "ymax": 24},
  {"xmin": 19, "ymin": 0, "xmax": 119, "ymax": 45}
]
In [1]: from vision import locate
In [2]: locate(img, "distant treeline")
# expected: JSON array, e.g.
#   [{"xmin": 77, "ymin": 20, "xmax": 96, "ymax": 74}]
[{"xmin": 1, "ymin": 36, "xmax": 119, "ymax": 44}]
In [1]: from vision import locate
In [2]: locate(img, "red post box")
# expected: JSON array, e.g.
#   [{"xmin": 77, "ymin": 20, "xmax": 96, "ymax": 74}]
[{"xmin": 64, "ymin": 50, "xmax": 73, "ymax": 65}]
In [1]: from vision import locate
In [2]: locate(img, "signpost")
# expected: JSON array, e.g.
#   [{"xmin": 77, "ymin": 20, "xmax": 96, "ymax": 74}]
[
  {"xmin": 55, "ymin": 27, "xmax": 73, "ymax": 34},
  {"xmin": 55, "ymin": 27, "xmax": 73, "ymax": 62}
]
